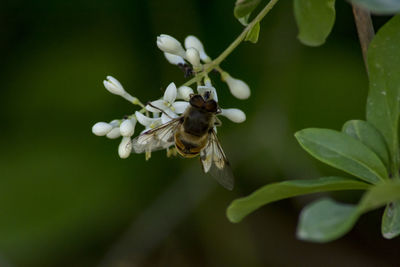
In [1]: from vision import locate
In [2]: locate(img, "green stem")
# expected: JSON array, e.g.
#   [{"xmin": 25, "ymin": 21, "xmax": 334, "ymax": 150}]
[{"xmin": 181, "ymin": 0, "xmax": 279, "ymax": 88}]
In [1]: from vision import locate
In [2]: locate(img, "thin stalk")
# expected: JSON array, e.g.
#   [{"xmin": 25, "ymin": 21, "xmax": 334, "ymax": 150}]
[
  {"xmin": 352, "ymin": 4, "xmax": 375, "ymax": 74},
  {"xmin": 181, "ymin": 0, "xmax": 279, "ymax": 88}
]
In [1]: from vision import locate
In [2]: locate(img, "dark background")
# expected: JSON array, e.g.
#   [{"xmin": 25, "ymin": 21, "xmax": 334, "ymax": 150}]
[{"xmin": 1, "ymin": 0, "xmax": 399, "ymax": 266}]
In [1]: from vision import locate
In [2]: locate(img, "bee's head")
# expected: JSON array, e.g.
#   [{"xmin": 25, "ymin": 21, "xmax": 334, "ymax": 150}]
[{"xmin": 189, "ymin": 94, "xmax": 218, "ymax": 113}]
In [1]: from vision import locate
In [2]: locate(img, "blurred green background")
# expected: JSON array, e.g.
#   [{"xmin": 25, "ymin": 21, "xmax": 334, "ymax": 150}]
[{"xmin": 1, "ymin": 0, "xmax": 399, "ymax": 266}]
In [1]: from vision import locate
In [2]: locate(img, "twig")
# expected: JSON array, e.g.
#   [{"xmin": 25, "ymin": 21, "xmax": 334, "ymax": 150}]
[{"xmin": 352, "ymin": 4, "xmax": 375, "ymax": 74}]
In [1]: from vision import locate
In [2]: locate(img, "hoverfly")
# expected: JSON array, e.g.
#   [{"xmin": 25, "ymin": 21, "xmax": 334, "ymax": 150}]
[{"xmin": 130, "ymin": 91, "xmax": 234, "ymax": 190}]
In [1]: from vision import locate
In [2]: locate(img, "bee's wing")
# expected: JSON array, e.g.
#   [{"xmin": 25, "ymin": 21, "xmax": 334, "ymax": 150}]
[
  {"xmin": 200, "ymin": 130, "xmax": 234, "ymax": 190},
  {"xmin": 130, "ymin": 117, "xmax": 182, "ymax": 153}
]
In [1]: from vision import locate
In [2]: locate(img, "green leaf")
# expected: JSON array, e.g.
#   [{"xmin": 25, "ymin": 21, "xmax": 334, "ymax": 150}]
[
  {"xmin": 234, "ymin": 0, "xmax": 261, "ymax": 20},
  {"xmin": 342, "ymin": 120, "xmax": 389, "ymax": 168},
  {"xmin": 226, "ymin": 176, "xmax": 370, "ymax": 223},
  {"xmin": 295, "ymin": 128, "xmax": 388, "ymax": 184},
  {"xmin": 298, "ymin": 181, "xmax": 400, "ymax": 242},
  {"xmin": 351, "ymin": 0, "xmax": 400, "ymax": 14},
  {"xmin": 238, "ymin": 13, "xmax": 251, "ymax": 26},
  {"xmin": 293, "ymin": 0, "xmax": 336, "ymax": 46},
  {"xmin": 382, "ymin": 201, "xmax": 400, "ymax": 239},
  {"xmin": 297, "ymin": 198, "xmax": 358, "ymax": 242},
  {"xmin": 245, "ymin": 22, "xmax": 260, "ymax": 43},
  {"xmin": 366, "ymin": 15, "xmax": 400, "ymax": 176}
]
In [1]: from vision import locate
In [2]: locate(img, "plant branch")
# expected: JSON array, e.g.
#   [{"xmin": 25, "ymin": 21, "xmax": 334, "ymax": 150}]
[
  {"xmin": 352, "ymin": 4, "xmax": 375, "ymax": 74},
  {"xmin": 181, "ymin": 0, "xmax": 279, "ymax": 88}
]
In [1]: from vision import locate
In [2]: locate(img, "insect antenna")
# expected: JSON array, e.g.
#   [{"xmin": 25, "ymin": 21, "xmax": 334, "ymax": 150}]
[{"xmin": 146, "ymin": 102, "xmax": 174, "ymax": 119}]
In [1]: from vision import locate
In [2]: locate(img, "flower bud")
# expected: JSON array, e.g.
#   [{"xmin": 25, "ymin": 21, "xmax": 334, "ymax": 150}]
[
  {"xmin": 92, "ymin": 122, "xmax": 113, "ymax": 136},
  {"xmin": 118, "ymin": 137, "xmax": 132, "ymax": 159},
  {"xmin": 184, "ymin": 35, "xmax": 211, "ymax": 62},
  {"xmin": 177, "ymin": 86, "xmax": 194, "ymax": 100},
  {"xmin": 103, "ymin": 76, "xmax": 126, "ymax": 96},
  {"xmin": 106, "ymin": 127, "xmax": 121, "ymax": 139},
  {"xmin": 164, "ymin": 52, "xmax": 185, "ymax": 65},
  {"xmin": 185, "ymin": 48, "xmax": 201, "ymax": 68},
  {"xmin": 156, "ymin": 34, "xmax": 186, "ymax": 58},
  {"xmin": 109, "ymin": 120, "xmax": 120, "ymax": 127},
  {"xmin": 223, "ymin": 73, "xmax": 250, "ymax": 99},
  {"xmin": 221, "ymin": 108, "xmax": 246, "ymax": 123},
  {"xmin": 120, "ymin": 118, "xmax": 137, "ymax": 137}
]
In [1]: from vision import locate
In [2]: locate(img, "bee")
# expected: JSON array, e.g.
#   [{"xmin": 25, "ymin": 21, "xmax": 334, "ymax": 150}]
[{"xmin": 130, "ymin": 91, "xmax": 234, "ymax": 190}]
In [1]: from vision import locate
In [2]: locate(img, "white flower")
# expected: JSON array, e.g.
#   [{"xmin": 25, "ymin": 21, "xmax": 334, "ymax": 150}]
[
  {"xmin": 135, "ymin": 111, "xmax": 162, "ymax": 131},
  {"xmin": 184, "ymin": 35, "xmax": 211, "ymax": 63},
  {"xmin": 146, "ymin": 82, "xmax": 190, "ymax": 123},
  {"xmin": 103, "ymin": 76, "xmax": 139, "ymax": 104},
  {"xmin": 177, "ymin": 86, "xmax": 194, "ymax": 101},
  {"xmin": 106, "ymin": 127, "xmax": 121, "ymax": 139},
  {"xmin": 164, "ymin": 52, "xmax": 185, "ymax": 65},
  {"xmin": 118, "ymin": 137, "xmax": 132, "ymax": 159},
  {"xmin": 103, "ymin": 76, "xmax": 126, "ymax": 96},
  {"xmin": 92, "ymin": 122, "xmax": 113, "ymax": 136},
  {"xmin": 222, "ymin": 73, "xmax": 250, "ymax": 100},
  {"xmin": 185, "ymin": 48, "xmax": 201, "ymax": 69},
  {"xmin": 197, "ymin": 84, "xmax": 218, "ymax": 102},
  {"xmin": 120, "ymin": 118, "xmax": 137, "ymax": 137},
  {"xmin": 220, "ymin": 108, "xmax": 246, "ymax": 123},
  {"xmin": 156, "ymin": 34, "xmax": 186, "ymax": 58}
]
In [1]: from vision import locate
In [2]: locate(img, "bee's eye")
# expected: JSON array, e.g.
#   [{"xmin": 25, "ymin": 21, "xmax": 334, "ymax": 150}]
[
  {"xmin": 204, "ymin": 100, "xmax": 218, "ymax": 113},
  {"xmin": 189, "ymin": 94, "xmax": 204, "ymax": 108}
]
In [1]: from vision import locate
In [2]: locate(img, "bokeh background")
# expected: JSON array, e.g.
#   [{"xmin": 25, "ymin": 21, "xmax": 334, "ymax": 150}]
[{"xmin": 1, "ymin": 0, "xmax": 399, "ymax": 266}]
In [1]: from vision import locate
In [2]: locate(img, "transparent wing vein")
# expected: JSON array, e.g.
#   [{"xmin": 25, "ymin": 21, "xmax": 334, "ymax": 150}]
[
  {"xmin": 200, "ymin": 130, "xmax": 234, "ymax": 190},
  {"xmin": 130, "ymin": 118, "xmax": 181, "ymax": 153}
]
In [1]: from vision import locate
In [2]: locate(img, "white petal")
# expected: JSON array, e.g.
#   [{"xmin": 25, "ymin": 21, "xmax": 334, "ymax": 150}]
[
  {"xmin": 146, "ymin": 99, "xmax": 166, "ymax": 113},
  {"xmin": 225, "ymin": 75, "xmax": 250, "ymax": 100},
  {"xmin": 184, "ymin": 35, "xmax": 210, "ymax": 62},
  {"xmin": 177, "ymin": 86, "xmax": 194, "ymax": 100},
  {"xmin": 164, "ymin": 82, "xmax": 177, "ymax": 103},
  {"xmin": 118, "ymin": 137, "xmax": 132, "ymax": 159},
  {"xmin": 156, "ymin": 34, "xmax": 186, "ymax": 58},
  {"xmin": 161, "ymin": 112, "xmax": 178, "ymax": 124},
  {"xmin": 92, "ymin": 122, "xmax": 113, "ymax": 136},
  {"xmin": 106, "ymin": 127, "xmax": 121, "ymax": 139},
  {"xmin": 120, "ymin": 118, "xmax": 137, "ymax": 137},
  {"xmin": 172, "ymin": 101, "xmax": 190, "ymax": 114},
  {"xmin": 135, "ymin": 111, "xmax": 160, "ymax": 127},
  {"xmin": 103, "ymin": 76, "xmax": 125, "ymax": 96},
  {"xmin": 109, "ymin": 120, "xmax": 120, "ymax": 127},
  {"xmin": 164, "ymin": 52, "xmax": 185, "ymax": 65},
  {"xmin": 220, "ymin": 108, "xmax": 246, "ymax": 123},
  {"xmin": 185, "ymin": 47, "xmax": 201, "ymax": 68}
]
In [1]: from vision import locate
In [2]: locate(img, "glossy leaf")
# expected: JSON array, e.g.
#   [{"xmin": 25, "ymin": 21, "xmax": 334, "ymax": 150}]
[
  {"xmin": 342, "ymin": 120, "xmax": 389, "ymax": 168},
  {"xmin": 226, "ymin": 176, "xmax": 370, "ymax": 223},
  {"xmin": 297, "ymin": 181, "xmax": 400, "ymax": 242},
  {"xmin": 295, "ymin": 128, "xmax": 388, "ymax": 184},
  {"xmin": 351, "ymin": 0, "xmax": 400, "ymax": 14},
  {"xmin": 382, "ymin": 201, "xmax": 400, "ymax": 239},
  {"xmin": 366, "ymin": 15, "xmax": 400, "ymax": 175},
  {"xmin": 294, "ymin": 0, "xmax": 336, "ymax": 46},
  {"xmin": 245, "ymin": 22, "xmax": 260, "ymax": 43},
  {"xmin": 234, "ymin": 0, "xmax": 261, "ymax": 20}
]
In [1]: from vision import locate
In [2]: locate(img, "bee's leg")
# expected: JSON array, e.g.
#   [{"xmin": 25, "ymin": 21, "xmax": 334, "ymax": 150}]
[
  {"xmin": 214, "ymin": 117, "xmax": 222, "ymax": 127},
  {"xmin": 146, "ymin": 102, "xmax": 174, "ymax": 119}
]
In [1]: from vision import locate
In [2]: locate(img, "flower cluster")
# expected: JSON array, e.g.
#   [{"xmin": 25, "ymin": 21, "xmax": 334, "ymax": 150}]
[{"xmin": 92, "ymin": 34, "xmax": 250, "ymax": 159}]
